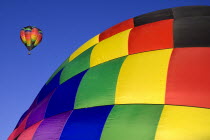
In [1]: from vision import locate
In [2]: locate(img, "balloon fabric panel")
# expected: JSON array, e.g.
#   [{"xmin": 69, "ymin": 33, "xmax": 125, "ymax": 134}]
[
  {"xmin": 26, "ymin": 91, "xmax": 54, "ymax": 129},
  {"xmin": 25, "ymin": 29, "xmax": 32, "ymax": 49},
  {"xmin": 166, "ymin": 47, "xmax": 210, "ymax": 108},
  {"xmin": 155, "ymin": 105, "xmax": 210, "ymax": 140},
  {"xmin": 60, "ymin": 46, "xmax": 94, "ymax": 84},
  {"xmin": 33, "ymin": 111, "xmax": 71, "ymax": 140},
  {"xmin": 60, "ymin": 106, "xmax": 113, "ymax": 140},
  {"xmin": 128, "ymin": 19, "xmax": 174, "ymax": 55},
  {"xmin": 20, "ymin": 30, "xmax": 26, "ymax": 44},
  {"xmin": 74, "ymin": 56, "xmax": 126, "ymax": 109},
  {"xmin": 31, "ymin": 28, "xmax": 39, "ymax": 42},
  {"xmin": 101, "ymin": 105, "xmax": 164, "ymax": 140},
  {"xmin": 174, "ymin": 17, "xmax": 210, "ymax": 47},
  {"xmin": 34, "ymin": 31, "xmax": 42, "ymax": 46},
  {"xmin": 17, "ymin": 121, "xmax": 42, "ymax": 140},
  {"xmin": 172, "ymin": 6, "xmax": 210, "ymax": 19},
  {"xmin": 90, "ymin": 29, "xmax": 131, "ymax": 67},
  {"xmin": 115, "ymin": 49, "xmax": 173, "ymax": 104},
  {"xmin": 45, "ymin": 70, "xmax": 87, "ymax": 118},
  {"xmin": 134, "ymin": 8, "xmax": 173, "ymax": 26}
]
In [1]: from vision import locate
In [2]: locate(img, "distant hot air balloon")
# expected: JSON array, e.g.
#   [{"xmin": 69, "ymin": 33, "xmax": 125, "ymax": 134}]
[{"xmin": 20, "ymin": 26, "xmax": 43, "ymax": 55}]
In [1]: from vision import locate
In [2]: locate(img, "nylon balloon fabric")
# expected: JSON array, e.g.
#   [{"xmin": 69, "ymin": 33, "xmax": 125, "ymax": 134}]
[{"xmin": 10, "ymin": 6, "xmax": 210, "ymax": 140}]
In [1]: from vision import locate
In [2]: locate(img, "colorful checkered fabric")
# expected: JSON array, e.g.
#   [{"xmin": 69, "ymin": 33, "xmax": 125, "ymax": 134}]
[{"xmin": 9, "ymin": 6, "xmax": 210, "ymax": 140}]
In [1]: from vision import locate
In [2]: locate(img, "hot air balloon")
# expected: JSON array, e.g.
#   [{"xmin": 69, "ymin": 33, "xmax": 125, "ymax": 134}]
[
  {"xmin": 20, "ymin": 26, "xmax": 42, "ymax": 55},
  {"xmin": 9, "ymin": 6, "xmax": 210, "ymax": 140}
]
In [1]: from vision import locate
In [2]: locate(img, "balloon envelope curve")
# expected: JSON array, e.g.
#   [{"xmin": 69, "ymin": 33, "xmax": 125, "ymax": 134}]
[{"xmin": 9, "ymin": 6, "xmax": 210, "ymax": 140}]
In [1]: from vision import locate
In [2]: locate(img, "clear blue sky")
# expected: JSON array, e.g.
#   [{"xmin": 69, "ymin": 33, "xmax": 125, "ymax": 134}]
[{"xmin": 1, "ymin": 0, "xmax": 210, "ymax": 139}]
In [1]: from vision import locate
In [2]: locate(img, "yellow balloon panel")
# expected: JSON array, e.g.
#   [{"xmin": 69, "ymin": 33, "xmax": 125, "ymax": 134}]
[
  {"xmin": 69, "ymin": 34, "xmax": 99, "ymax": 61},
  {"xmin": 90, "ymin": 29, "xmax": 131, "ymax": 67},
  {"xmin": 115, "ymin": 49, "xmax": 173, "ymax": 104},
  {"xmin": 155, "ymin": 105, "xmax": 210, "ymax": 140}
]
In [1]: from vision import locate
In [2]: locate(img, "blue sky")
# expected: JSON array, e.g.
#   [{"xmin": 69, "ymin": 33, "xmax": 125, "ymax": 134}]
[{"xmin": 1, "ymin": 0, "xmax": 210, "ymax": 139}]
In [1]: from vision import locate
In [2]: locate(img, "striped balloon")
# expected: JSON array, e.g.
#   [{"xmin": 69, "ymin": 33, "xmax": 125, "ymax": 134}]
[{"xmin": 10, "ymin": 6, "xmax": 210, "ymax": 140}]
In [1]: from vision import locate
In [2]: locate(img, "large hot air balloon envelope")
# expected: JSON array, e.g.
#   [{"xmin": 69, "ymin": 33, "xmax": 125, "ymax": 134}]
[
  {"xmin": 20, "ymin": 26, "xmax": 42, "ymax": 54},
  {"xmin": 9, "ymin": 6, "xmax": 210, "ymax": 140}
]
